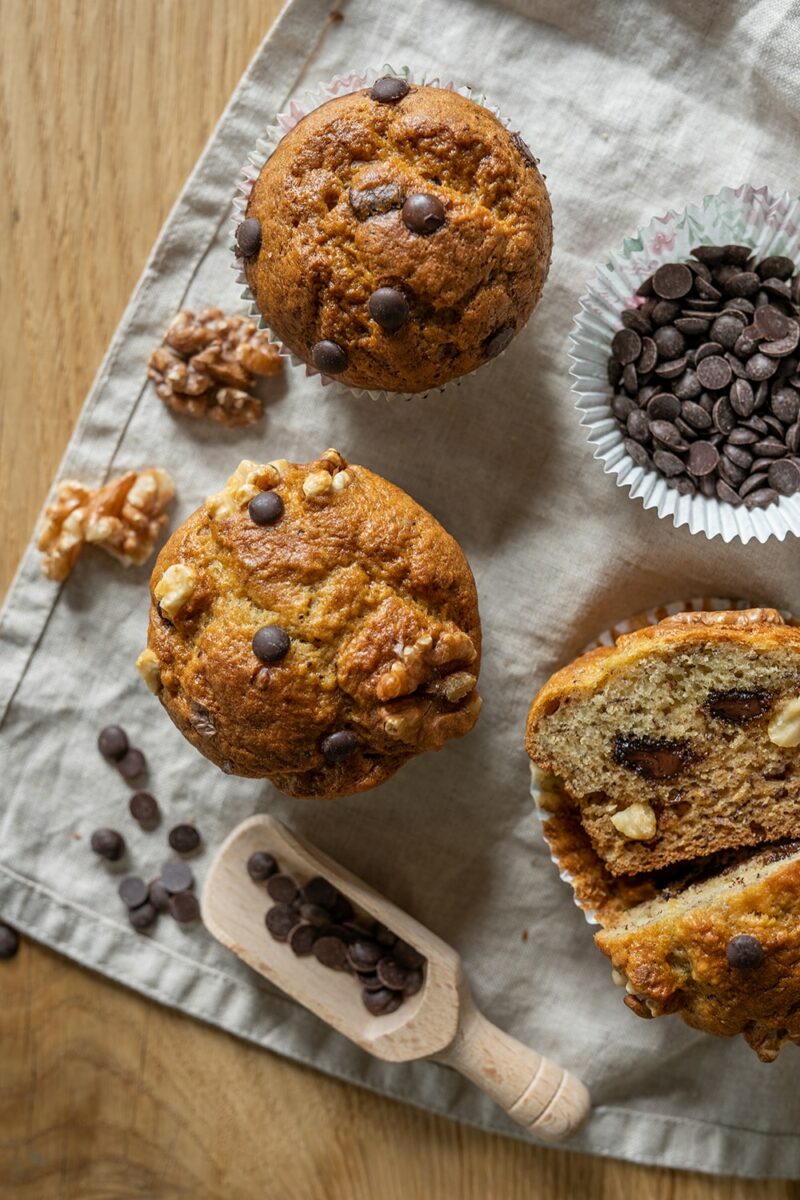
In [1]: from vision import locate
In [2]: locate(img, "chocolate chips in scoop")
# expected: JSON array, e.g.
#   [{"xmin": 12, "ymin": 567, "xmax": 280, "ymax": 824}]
[
  {"xmin": 608, "ymin": 244, "xmax": 800, "ymax": 507},
  {"xmin": 256, "ymin": 854, "xmax": 426, "ymax": 1014}
]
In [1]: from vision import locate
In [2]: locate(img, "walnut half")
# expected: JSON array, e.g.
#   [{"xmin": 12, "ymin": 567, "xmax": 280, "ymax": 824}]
[{"xmin": 38, "ymin": 468, "xmax": 175, "ymax": 582}]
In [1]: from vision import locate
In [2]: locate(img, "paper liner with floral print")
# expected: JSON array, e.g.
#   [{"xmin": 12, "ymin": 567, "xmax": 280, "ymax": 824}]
[
  {"xmin": 231, "ymin": 65, "xmax": 543, "ymax": 402},
  {"xmin": 529, "ymin": 597, "xmax": 797, "ymax": 927},
  {"xmin": 570, "ymin": 184, "xmax": 800, "ymax": 545}
]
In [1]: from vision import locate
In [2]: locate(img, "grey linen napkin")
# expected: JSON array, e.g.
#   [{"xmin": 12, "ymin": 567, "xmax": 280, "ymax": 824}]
[{"xmin": 3, "ymin": 0, "xmax": 800, "ymax": 1177}]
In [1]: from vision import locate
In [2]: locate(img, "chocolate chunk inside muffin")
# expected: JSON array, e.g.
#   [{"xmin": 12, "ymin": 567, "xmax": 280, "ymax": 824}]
[
  {"xmin": 240, "ymin": 82, "xmax": 552, "ymax": 393},
  {"xmin": 138, "ymin": 451, "xmax": 482, "ymax": 798}
]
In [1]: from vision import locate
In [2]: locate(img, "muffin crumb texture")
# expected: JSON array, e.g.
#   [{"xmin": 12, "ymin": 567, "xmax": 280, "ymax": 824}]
[
  {"xmin": 242, "ymin": 83, "xmax": 552, "ymax": 392},
  {"xmin": 142, "ymin": 451, "xmax": 481, "ymax": 798}
]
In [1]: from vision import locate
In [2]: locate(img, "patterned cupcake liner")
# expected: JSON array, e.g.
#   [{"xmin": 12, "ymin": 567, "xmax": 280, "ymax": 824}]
[
  {"xmin": 570, "ymin": 184, "xmax": 800, "ymax": 544},
  {"xmin": 231, "ymin": 66, "xmax": 532, "ymax": 402},
  {"xmin": 529, "ymin": 596, "xmax": 793, "ymax": 926}
]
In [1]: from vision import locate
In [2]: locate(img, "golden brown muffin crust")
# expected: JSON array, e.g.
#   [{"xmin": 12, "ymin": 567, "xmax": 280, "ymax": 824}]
[
  {"xmin": 242, "ymin": 83, "xmax": 552, "ymax": 392},
  {"xmin": 140, "ymin": 451, "xmax": 481, "ymax": 798}
]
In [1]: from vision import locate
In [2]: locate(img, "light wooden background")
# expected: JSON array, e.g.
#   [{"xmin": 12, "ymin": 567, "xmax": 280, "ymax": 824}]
[{"xmin": 1, "ymin": 3, "xmax": 797, "ymax": 1198}]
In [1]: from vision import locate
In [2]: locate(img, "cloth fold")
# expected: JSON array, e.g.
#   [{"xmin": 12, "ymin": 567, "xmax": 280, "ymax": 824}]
[{"xmin": 3, "ymin": 0, "xmax": 800, "ymax": 1177}]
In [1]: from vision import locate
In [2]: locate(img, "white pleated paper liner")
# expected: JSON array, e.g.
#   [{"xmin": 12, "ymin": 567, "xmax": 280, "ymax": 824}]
[
  {"xmin": 569, "ymin": 184, "xmax": 800, "ymax": 544},
  {"xmin": 230, "ymin": 66, "xmax": 531, "ymax": 402},
  {"xmin": 529, "ymin": 596, "xmax": 796, "ymax": 926}
]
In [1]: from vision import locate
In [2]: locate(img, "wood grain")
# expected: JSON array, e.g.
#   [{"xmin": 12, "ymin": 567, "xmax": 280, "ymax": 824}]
[{"xmin": 0, "ymin": 2, "xmax": 797, "ymax": 1197}]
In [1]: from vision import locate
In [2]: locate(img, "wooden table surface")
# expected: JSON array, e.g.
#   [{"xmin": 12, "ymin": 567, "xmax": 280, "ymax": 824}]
[{"xmin": 0, "ymin": 3, "xmax": 797, "ymax": 1197}]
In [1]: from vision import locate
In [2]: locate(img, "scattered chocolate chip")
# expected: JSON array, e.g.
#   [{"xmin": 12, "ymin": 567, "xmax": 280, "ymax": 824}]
[
  {"xmin": 726, "ymin": 933, "xmax": 765, "ymax": 969},
  {"xmin": 705, "ymin": 689, "xmax": 773, "ymax": 724},
  {"xmin": 653, "ymin": 263, "xmax": 693, "ymax": 300},
  {"xmin": 321, "ymin": 730, "xmax": 358, "ymax": 764},
  {"xmin": 302, "ymin": 876, "xmax": 339, "ymax": 909},
  {"xmin": 613, "ymin": 734, "xmax": 690, "ymax": 780},
  {"xmin": 312, "ymin": 340, "xmax": 347, "ymax": 374},
  {"xmin": 248, "ymin": 491, "xmax": 284, "ymax": 526},
  {"xmin": 247, "ymin": 851, "xmax": 279, "ymax": 883},
  {"xmin": 118, "ymin": 876, "xmax": 149, "ymax": 909},
  {"xmin": 169, "ymin": 892, "xmax": 200, "ymax": 924},
  {"xmin": 348, "ymin": 182, "xmax": 404, "ymax": 220},
  {"xmin": 252, "ymin": 625, "xmax": 291, "ymax": 663},
  {"xmin": 129, "ymin": 791, "xmax": 160, "ymax": 828},
  {"xmin": 402, "ymin": 193, "xmax": 445, "ymax": 235},
  {"xmin": 368, "ymin": 287, "xmax": 410, "ymax": 332},
  {"xmin": 129, "ymin": 903, "xmax": 158, "ymax": 932},
  {"xmin": 161, "ymin": 860, "xmax": 194, "ymax": 894},
  {"xmin": 265, "ymin": 903, "xmax": 299, "ymax": 942},
  {"xmin": 168, "ymin": 824, "xmax": 201, "ymax": 854},
  {"xmin": 266, "ymin": 874, "xmax": 299, "ymax": 905},
  {"xmin": 369, "ymin": 76, "xmax": 409, "ymax": 103},
  {"xmin": 90, "ymin": 828, "xmax": 125, "ymax": 861},
  {"xmin": 235, "ymin": 218, "xmax": 261, "ymax": 259},
  {"xmin": 97, "ymin": 725, "xmax": 129, "ymax": 762},
  {"xmin": 289, "ymin": 923, "xmax": 319, "ymax": 956},
  {"xmin": 510, "ymin": 130, "xmax": 538, "ymax": 167},
  {"xmin": 0, "ymin": 922, "xmax": 20, "ymax": 960},
  {"xmin": 117, "ymin": 748, "xmax": 147, "ymax": 782},
  {"xmin": 485, "ymin": 325, "xmax": 514, "ymax": 359},
  {"xmin": 149, "ymin": 879, "xmax": 170, "ymax": 912}
]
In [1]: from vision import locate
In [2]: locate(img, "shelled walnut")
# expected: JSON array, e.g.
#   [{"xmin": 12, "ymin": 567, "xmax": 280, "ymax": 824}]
[
  {"xmin": 38, "ymin": 468, "xmax": 175, "ymax": 582},
  {"xmin": 148, "ymin": 307, "xmax": 282, "ymax": 427}
]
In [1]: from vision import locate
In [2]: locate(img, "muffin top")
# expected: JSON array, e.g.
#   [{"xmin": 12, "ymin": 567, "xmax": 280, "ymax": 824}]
[
  {"xmin": 239, "ymin": 80, "xmax": 552, "ymax": 393},
  {"xmin": 138, "ymin": 451, "xmax": 482, "ymax": 798}
]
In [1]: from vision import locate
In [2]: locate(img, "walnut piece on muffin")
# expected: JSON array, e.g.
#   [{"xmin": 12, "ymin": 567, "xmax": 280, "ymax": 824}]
[
  {"xmin": 38, "ymin": 468, "xmax": 174, "ymax": 581},
  {"xmin": 526, "ymin": 609, "xmax": 800, "ymax": 877},
  {"xmin": 237, "ymin": 79, "xmax": 552, "ymax": 393},
  {"xmin": 139, "ymin": 450, "xmax": 481, "ymax": 798}
]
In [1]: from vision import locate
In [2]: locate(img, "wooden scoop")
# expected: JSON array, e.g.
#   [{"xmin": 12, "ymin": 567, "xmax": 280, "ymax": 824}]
[{"xmin": 202, "ymin": 814, "xmax": 590, "ymax": 1142}]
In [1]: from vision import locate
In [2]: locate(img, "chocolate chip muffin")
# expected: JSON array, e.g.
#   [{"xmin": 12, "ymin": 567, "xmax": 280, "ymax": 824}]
[
  {"xmin": 236, "ymin": 77, "xmax": 552, "ymax": 393},
  {"xmin": 137, "ymin": 451, "xmax": 482, "ymax": 798},
  {"xmin": 526, "ymin": 608, "xmax": 800, "ymax": 876}
]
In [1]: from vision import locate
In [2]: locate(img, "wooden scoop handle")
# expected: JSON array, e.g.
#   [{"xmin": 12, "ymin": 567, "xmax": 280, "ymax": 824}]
[{"xmin": 434, "ymin": 994, "xmax": 590, "ymax": 1142}]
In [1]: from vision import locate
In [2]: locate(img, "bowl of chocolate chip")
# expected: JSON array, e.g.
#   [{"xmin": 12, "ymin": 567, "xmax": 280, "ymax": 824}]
[{"xmin": 570, "ymin": 185, "xmax": 800, "ymax": 543}]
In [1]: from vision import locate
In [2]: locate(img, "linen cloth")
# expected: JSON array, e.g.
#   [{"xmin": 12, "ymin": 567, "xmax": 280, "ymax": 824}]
[{"xmin": 2, "ymin": 0, "xmax": 800, "ymax": 1177}]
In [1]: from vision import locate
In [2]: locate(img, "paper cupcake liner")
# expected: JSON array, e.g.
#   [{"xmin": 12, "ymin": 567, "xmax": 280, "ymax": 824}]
[
  {"xmin": 231, "ymin": 66, "xmax": 532, "ymax": 402},
  {"xmin": 529, "ymin": 596, "xmax": 796, "ymax": 925},
  {"xmin": 570, "ymin": 184, "xmax": 800, "ymax": 544}
]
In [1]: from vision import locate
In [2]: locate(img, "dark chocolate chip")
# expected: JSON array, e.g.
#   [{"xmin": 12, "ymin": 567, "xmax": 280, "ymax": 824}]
[
  {"xmin": 168, "ymin": 824, "xmax": 201, "ymax": 854},
  {"xmin": 90, "ymin": 828, "xmax": 125, "ymax": 861},
  {"xmin": 729, "ymin": 379, "xmax": 755, "ymax": 418},
  {"xmin": 376, "ymin": 957, "xmax": 409, "ymax": 990},
  {"xmin": 651, "ymin": 300, "xmax": 682, "ymax": 326},
  {"xmin": 313, "ymin": 935, "xmax": 349, "ymax": 970},
  {"xmin": 368, "ymin": 287, "xmax": 410, "ymax": 332},
  {"xmin": 117, "ymin": 748, "xmax": 147, "ymax": 781},
  {"xmin": 624, "ymin": 438, "xmax": 652, "ymax": 469},
  {"xmin": 311, "ymin": 340, "xmax": 347, "ymax": 374},
  {"xmin": 0, "ymin": 922, "xmax": 20, "ymax": 960},
  {"xmin": 760, "ymin": 319, "xmax": 800, "ymax": 358},
  {"xmin": 299, "ymin": 903, "xmax": 331, "ymax": 926},
  {"xmin": 118, "ymin": 876, "xmax": 149, "ymax": 909},
  {"xmin": 403, "ymin": 967, "xmax": 424, "ymax": 998},
  {"xmin": 252, "ymin": 625, "xmax": 290, "ymax": 663},
  {"xmin": 348, "ymin": 182, "xmax": 404, "ymax": 220},
  {"xmin": 247, "ymin": 851, "xmax": 279, "ymax": 883},
  {"xmin": 369, "ymin": 76, "xmax": 409, "ymax": 104},
  {"xmin": 754, "ymin": 304, "xmax": 790, "ymax": 341},
  {"xmin": 745, "ymin": 487, "xmax": 780, "ymax": 509},
  {"xmin": 768, "ymin": 458, "xmax": 800, "ymax": 496},
  {"xmin": 98, "ymin": 725, "xmax": 129, "ymax": 762},
  {"xmin": 129, "ymin": 791, "xmax": 160, "ymax": 827},
  {"xmin": 716, "ymin": 480, "xmax": 742, "ymax": 505},
  {"xmin": 673, "ymin": 371, "xmax": 702, "ymax": 402},
  {"xmin": 746, "ymin": 353, "xmax": 779, "ymax": 380},
  {"xmin": 485, "ymin": 325, "xmax": 514, "ymax": 358},
  {"xmin": 393, "ymin": 940, "xmax": 425, "ymax": 969},
  {"xmin": 653, "ymin": 450, "xmax": 685, "ymax": 477},
  {"xmin": 687, "ymin": 441, "xmax": 719, "ymax": 477},
  {"xmin": 266, "ymin": 874, "xmax": 299, "ymax": 905},
  {"xmin": 710, "ymin": 314, "xmax": 746, "ymax": 349},
  {"xmin": 402, "ymin": 194, "xmax": 445, "ymax": 235},
  {"xmin": 637, "ymin": 336, "xmax": 658, "ymax": 373},
  {"xmin": 321, "ymin": 730, "xmax": 359, "ymax": 763},
  {"xmin": 362, "ymin": 987, "xmax": 403, "ymax": 1015},
  {"xmin": 613, "ymin": 734, "xmax": 690, "ymax": 780},
  {"xmin": 612, "ymin": 329, "xmax": 642, "ymax": 364},
  {"xmin": 129, "ymin": 903, "xmax": 158, "ymax": 932},
  {"xmin": 289, "ymin": 923, "xmax": 319, "ymax": 956},
  {"xmin": 652, "ymin": 262, "xmax": 693, "ymax": 299},
  {"xmin": 265, "ymin": 903, "xmax": 299, "ymax": 942},
  {"xmin": 680, "ymin": 400, "xmax": 712, "ymax": 430},
  {"xmin": 169, "ymin": 892, "xmax": 200, "ymax": 924},
  {"xmin": 510, "ymin": 130, "xmax": 538, "ymax": 166},
  {"xmin": 756, "ymin": 255, "xmax": 795, "ymax": 281},
  {"xmin": 302, "ymin": 876, "xmax": 339, "ymax": 909},
  {"xmin": 235, "ymin": 218, "xmax": 261, "ymax": 259},
  {"xmin": 653, "ymin": 325, "xmax": 685, "ymax": 360},
  {"xmin": 248, "ymin": 491, "xmax": 284, "ymax": 526},
  {"xmin": 347, "ymin": 938, "xmax": 383, "ymax": 971},
  {"xmin": 771, "ymin": 387, "xmax": 800, "ymax": 424},
  {"xmin": 726, "ymin": 934, "xmax": 765, "ymax": 969},
  {"xmin": 649, "ymin": 420, "xmax": 688, "ymax": 451},
  {"xmin": 622, "ymin": 308, "xmax": 653, "ymax": 335},
  {"xmin": 705, "ymin": 689, "xmax": 773, "ymax": 724},
  {"xmin": 695, "ymin": 355, "xmax": 732, "ymax": 390},
  {"xmin": 161, "ymin": 861, "xmax": 194, "ymax": 894},
  {"xmin": 647, "ymin": 394, "xmax": 680, "ymax": 421},
  {"xmin": 149, "ymin": 879, "xmax": 170, "ymax": 912}
]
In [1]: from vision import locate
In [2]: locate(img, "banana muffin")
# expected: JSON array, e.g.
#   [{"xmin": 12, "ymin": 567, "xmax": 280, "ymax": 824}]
[
  {"xmin": 236, "ymin": 78, "xmax": 552, "ymax": 393},
  {"xmin": 526, "ymin": 608, "xmax": 800, "ymax": 876},
  {"xmin": 137, "ymin": 450, "xmax": 481, "ymax": 798}
]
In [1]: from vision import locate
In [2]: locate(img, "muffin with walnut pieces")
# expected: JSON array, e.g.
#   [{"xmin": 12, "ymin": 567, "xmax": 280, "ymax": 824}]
[
  {"xmin": 137, "ymin": 450, "xmax": 482, "ymax": 798},
  {"xmin": 235, "ymin": 77, "xmax": 552, "ymax": 393}
]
